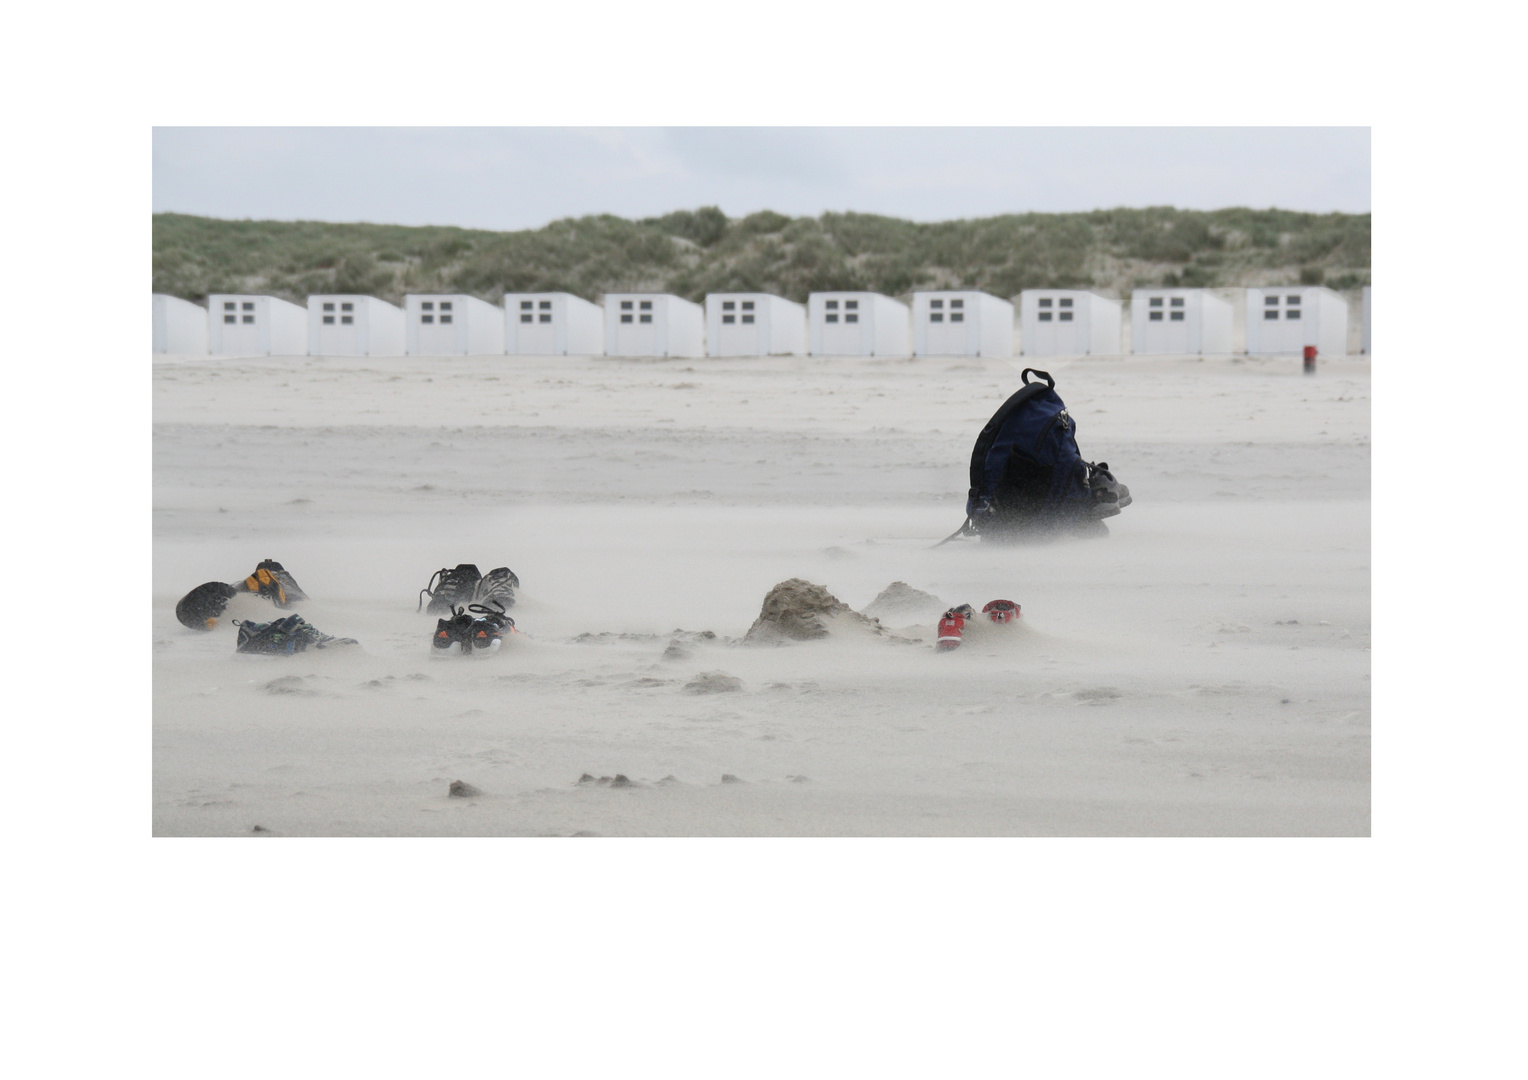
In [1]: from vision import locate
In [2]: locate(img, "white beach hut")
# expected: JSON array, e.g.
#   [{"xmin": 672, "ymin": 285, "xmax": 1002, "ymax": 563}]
[
  {"xmin": 152, "ymin": 295, "xmax": 208, "ymax": 355},
  {"xmin": 307, "ymin": 295, "xmax": 405, "ymax": 357},
  {"xmin": 807, "ymin": 292, "xmax": 911, "ymax": 357},
  {"xmin": 1130, "ymin": 289, "xmax": 1234, "ymax": 355},
  {"xmin": 704, "ymin": 294, "xmax": 807, "ymax": 357},
  {"xmin": 404, "ymin": 295, "xmax": 505, "ymax": 356},
  {"xmin": 1362, "ymin": 286, "xmax": 1371, "ymax": 355},
  {"xmin": 207, "ymin": 295, "xmax": 308, "ymax": 357},
  {"xmin": 504, "ymin": 292, "xmax": 605, "ymax": 356},
  {"xmin": 912, "ymin": 291, "xmax": 1013, "ymax": 358},
  {"xmin": 603, "ymin": 294, "xmax": 705, "ymax": 358},
  {"xmin": 1244, "ymin": 286, "xmax": 1348, "ymax": 358},
  {"xmin": 1018, "ymin": 290, "xmax": 1121, "ymax": 357}
]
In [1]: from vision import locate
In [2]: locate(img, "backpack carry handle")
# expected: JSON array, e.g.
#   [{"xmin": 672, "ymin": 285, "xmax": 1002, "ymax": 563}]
[{"xmin": 1020, "ymin": 368, "xmax": 1054, "ymax": 387}]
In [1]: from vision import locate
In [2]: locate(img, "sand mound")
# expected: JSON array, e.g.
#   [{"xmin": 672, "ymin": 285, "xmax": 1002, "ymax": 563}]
[
  {"xmin": 862, "ymin": 581, "xmax": 946, "ymax": 624},
  {"xmin": 744, "ymin": 578, "xmax": 894, "ymax": 644}
]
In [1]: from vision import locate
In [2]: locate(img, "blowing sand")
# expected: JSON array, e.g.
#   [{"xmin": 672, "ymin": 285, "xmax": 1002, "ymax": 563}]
[{"xmin": 153, "ymin": 351, "xmax": 1370, "ymax": 836}]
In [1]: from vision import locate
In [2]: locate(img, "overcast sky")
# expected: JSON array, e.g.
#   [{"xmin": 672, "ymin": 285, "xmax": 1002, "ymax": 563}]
[{"xmin": 153, "ymin": 127, "xmax": 1369, "ymax": 232}]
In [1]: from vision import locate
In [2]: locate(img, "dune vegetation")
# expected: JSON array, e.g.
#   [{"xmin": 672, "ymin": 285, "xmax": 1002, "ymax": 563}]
[{"xmin": 153, "ymin": 206, "xmax": 1370, "ymax": 307}]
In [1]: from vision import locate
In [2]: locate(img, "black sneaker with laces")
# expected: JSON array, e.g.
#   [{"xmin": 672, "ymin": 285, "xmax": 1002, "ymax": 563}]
[
  {"xmin": 467, "ymin": 601, "xmax": 514, "ymax": 652},
  {"xmin": 473, "ymin": 567, "xmax": 519, "ymax": 609},
  {"xmin": 432, "ymin": 605, "xmax": 477, "ymax": 654},
  {"xmin": 419, "ymin": 564, "xmax": 481, "ymax": 616},
  {"xmin": 234, "ymin": 614, "xmax": 356, "ymax": 655}
]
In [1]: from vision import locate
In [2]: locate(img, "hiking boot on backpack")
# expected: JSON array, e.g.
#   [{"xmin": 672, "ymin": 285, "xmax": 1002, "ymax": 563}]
[
  {"xmin": 240, "ymin": 559, "xmax": 308, "ymax": 608},
  {"xmin": 176, "ymin": 581, "xmax": 240, "ymax": 631},
  {"xmin": 1085, "ymin": 461, "xmax": 1132, "ymax": 519},
  {"xmin": 419, "ymin": 564, "xmax": 482, "ymax": 616},
  {"xmin": 473, "ymin": 567, "xmax": 519, "ymax": 610},
  {"xmin": 937, "ymin": 604, "xmax": 975, "ymax": 651},
  {"xmin": 432, "ymin": 605, "xmax": 478, "ymax": 655},
  {"xmin": 982, "ymin": 599, "xmax": 1020, "ymax": 625},
  {"xmin": 234, "ymin": 614, "xmax": 356, "ymax": 655}
]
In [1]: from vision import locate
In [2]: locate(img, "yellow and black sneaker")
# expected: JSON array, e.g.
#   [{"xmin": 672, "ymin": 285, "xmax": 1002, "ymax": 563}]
[
  {"xmin": 175, "ymin": 581, "xmax": 241, "ymax": 631},
  {"xmin": 241, "ymin": 559, "xmax": 308, "ymax": 608}
]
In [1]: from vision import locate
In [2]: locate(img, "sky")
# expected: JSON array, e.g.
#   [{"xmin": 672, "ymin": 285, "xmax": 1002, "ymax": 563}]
[{"xmin": 152, "ymin": 127, "xmax": 1369, "ymax": 232}]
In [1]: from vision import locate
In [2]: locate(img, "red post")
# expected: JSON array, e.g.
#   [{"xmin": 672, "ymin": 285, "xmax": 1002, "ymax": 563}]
[{"xmin": 1303, "ymin": 345, "xmax": 1317, "ymax": 375}]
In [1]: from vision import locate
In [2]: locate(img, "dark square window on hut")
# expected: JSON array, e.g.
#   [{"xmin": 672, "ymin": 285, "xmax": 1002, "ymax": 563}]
[
  {"xmin": 422, "ymin": 302, "xmax": 434, "ymax": 311},
  {"xmin": 323, "ymin": 315, "xmax": 334, "ymax": 324},
  {"xmin": 951, "ymin": 313, "xmax": 964, "ymax": 322},
  {"xmin": 1170, "ymin": 297, "xmax": 1184, "ymax": 307},
  {"xmin": 341, "ymin": 303, "xmax": 353, "ymax": 312},
  {"xmin": 1263, "ymin": 310, "xmax": 1279, "ymax": 320},
  {"xmin": 1149, "ymin": 312, "xmax": 1163, "ymax": 321},
  {"xmin": 539, "ymin": 301, "xmax": 551, "ymax": 310},
  {"xmin": 539, "ymin": 314, "xmax": 551, "ymax": 323},
  {"xmin": 723, "ymin": 301, "xmax": 735, "ymax": 311},
  {"xmin": 521, "ymin": 314, "xmax": 533, "ymax": 323},
  {"xmin": 521, "ymin": 301, "xmax": 534, "ymax": 310},
  {"xmin": 845, "ymin": 313, "xmax": 858, "ymax": 323},
  {"xmin": 931, "ymin": 313, "xmax": 944, "ymax": 322},
  {"xmin": 621, "ymin": 314, "xmax": 633, "ymax": 323},
  {"xmin": 323, "ymin": 303, "xmax": 335, "ymax": 312},
  {"xmin": 621, "ymin": 301, "xmax": 632, "ymax": 310},
  {"xmin": 931, "ymin": 299, "xmax": 943, "ymax": 309},
  {"xmin": 742, "ymin": 301, "xmax": 754, "ymax": 311},
  {"xmin": 826, "ymin": 314, "xmax": 839, "ymax": 323},
  {"xmin": 1150, "ymin": 297, "xmax": 1163, "ymax": 308},
  {"xmin": 639, "ymin": 314, "xmax": 652, "ymax": 323},
  {"xmin": 422, "ymin": 315, "xmax": 434, "ymax": 323},
  {"xmin": 1286, "ymin": 309, "xmax": 1301, "ymax": 319},
  {"xmin": 224, "ymin": 315, "xmax": 236, "ymax": 323},
  {"xmin": 341, "ymin": 316, "xmax": 353, "ymax": 325},
  {"xmin": 723, "ymin": 315, "xmax": 735, "ymax": 324},
  {"xmin": 1040, "ymin": 298, "xmax": 1053, "ymax": 308},
  {"xmin": 242, "ymin": 315, "xmax": 254, "ymax": 323},
  {"xmin": 1057, "ymin": 298, "xmax": 1070, "ymax": 308},
  {"xmin": 1059, "ymin": 312, "xmax": 1072, "ymax": 321},
  {"xmin": 1040, "ymin": 312, "xmax": 1053, "ymax": 322},
  {"xmin": 742, "ymin": 315, "xmax": 754, "ymax": 324},
  {"xmin": 1169, "ymin": 312, "xmax": 1184, "ymax": 321}
]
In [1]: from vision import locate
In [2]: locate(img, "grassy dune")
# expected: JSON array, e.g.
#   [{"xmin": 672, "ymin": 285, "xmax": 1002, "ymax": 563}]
[{"xmin": 153, "ymin": 206, "xmax": 1370, "ymax": 307}]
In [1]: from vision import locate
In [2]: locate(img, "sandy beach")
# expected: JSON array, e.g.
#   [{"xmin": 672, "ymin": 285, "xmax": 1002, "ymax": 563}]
[{"xmin": 152, "ymin": 350, "xmax": 1370, "ymax": 836}]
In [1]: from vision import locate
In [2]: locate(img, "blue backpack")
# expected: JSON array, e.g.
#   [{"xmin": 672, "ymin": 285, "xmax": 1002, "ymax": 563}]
[{"xmin": 942, "ymin": 368, "xmax": 1131, "ymax": 543}]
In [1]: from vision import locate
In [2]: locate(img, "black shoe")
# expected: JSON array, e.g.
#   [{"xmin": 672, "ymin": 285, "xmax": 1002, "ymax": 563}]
[
  {"xmin": 241, "ymin": 559, "xmax": 308, "ymax": 608},
  {"xmin": 473, "ymin": 567, "xmax": 519, "ymax": 609},
  {"xmin": 467, "ymin": 602, "xmax": 515, "ymax": 652},
  {"xmin": 432, "ymin": 605, "xmax": 477, "ymax": 654},
  {"xmin": 419, "ymin": 564, "xmax": 481, "ymax": 615},
  {"xmin": 176, "ymin": 581, "xmax": 240, "ymax": 631},
  {"xmin": 1086, "ymin": 462, "xmax": 1132, "ymax": 518},
  {"xmin": 234, "ymin": 614, "xmax": 356, "ymax": 655}
]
